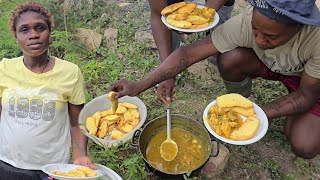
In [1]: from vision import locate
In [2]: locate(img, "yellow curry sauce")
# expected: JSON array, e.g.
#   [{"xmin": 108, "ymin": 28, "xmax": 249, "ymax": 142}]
[{"xmin": 146, "ymin": 129, "xmax": 205, "ymax": 174}]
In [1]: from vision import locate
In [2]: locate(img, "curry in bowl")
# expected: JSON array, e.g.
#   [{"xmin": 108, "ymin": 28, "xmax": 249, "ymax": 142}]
[{"xmin": 146, "ymin": 129, "xmax": 206, "ymax": 174}]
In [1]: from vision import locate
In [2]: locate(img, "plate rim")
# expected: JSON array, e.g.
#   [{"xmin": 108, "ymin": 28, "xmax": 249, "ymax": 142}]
[
  {"xmin": 203, "ymin": 100, "xmax": 269, "ymax": 145},
  {"xmin": 161, "ymin": 4, "xmax": 220, "ymax": 33}
]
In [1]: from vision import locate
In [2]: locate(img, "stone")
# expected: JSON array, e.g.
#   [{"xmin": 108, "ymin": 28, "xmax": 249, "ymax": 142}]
[
  {"xmin": 103, "ymin": 28, "xmax": 118, "ymax": 50},
  {"xmin": 134, "ymin": 30, "xmax": 157, "ymax": 49},
  {"xmin": 118, "ymin": 3, "xmax": 131, "ymax": 8},
  {"xmin": 76, "ymin": 28, "xmax": 102, "ymax": 50},
  {"xmin": 201, "ymin": 142, "xmax": 230, "ymax": 178}
]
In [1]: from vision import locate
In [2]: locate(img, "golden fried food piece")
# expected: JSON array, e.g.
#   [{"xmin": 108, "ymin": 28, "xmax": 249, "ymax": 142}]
[
  {"xmin": 92, "ymin": 111, "xmax": 101, "ymax": 127},
  {"xmin": 107, "ymin": 91, "xmax": 118, "ymax": 113},
  {"xmin": 202, "ymin": 7, "xmax": 216, "ymax": 20},
  {"xmin": 120, "ymin": 102, "xmax": 138, "ymax": 109},
  {"xmin": 115, "ymin": 105, "xmax": 127, "ymax": 114},
  {"xmin": 111, "ymin": 130, "xmax": 124, "ymax": 140},
  {"xmin": 104, "ymin": 114, "xmax": 119, "ymax": 122},
  {"xmin": 66, "ymin": 169, "xmax": 86, "ymax": 177},
  {"xmin": 101, "ymin": 109, "xmax": 113, "ymax": 117},
  {"xmin": 129, "ymin": 109, "xmax": 139, "ymax": 119},
  {"xmin": 97, "ymin": 120, "xmax": 108, "ymax": 139},
  {"xmin": 230, "ymin": 116, "xmax": 259, "ymax": 140},
  {"xmin": 122, "ymin": 123, "xmax": 133, "ymax": 133},
  {"xmin": 217, "ymin": 93, "xmax": 253, "ymax": 108},
  {"xmin": 123, "ymin": 111, "xmax": 132, "ymax": 122},
  {"xmin": 191, "ymin": 22, "xmax": 210, "ymax": 29},
  {"xmin": 176, "ymin": 2, "xmax": 197, "ymax": 14},
  {"xmin": 186, "ymin": 15, "xmax": 209, "ymax": 25},
  {"xmin": 161, "ymin": 2, "xmax": 187, "ymax": 15},
  {"xmin": 189, "ymin": 7, "xmax": 202, "ymax": 16},
  {"xmin": 172, "ymin": 13, "xmax": 189, "ymax": 20},
  {"xmin": 166, "ymin": 14, "xmax": 192, "ymax": 29},
  {"xmin": 132, "ymin": 118, "xmax": 140, "ymax": 128},
  {"xmin": 222, "ymin": 106, "xmax": 256, "ymax": 117},
  {"xmin": 76, "ymin": 167, "xmax": 97, "ymax": 177},
  {"xmin": 86, "ymin": 117, "xmax": 97, "ymax": 136},
  {"xmin": 108, "ymin": 124, "xmax": 116, "ymax": 133}
]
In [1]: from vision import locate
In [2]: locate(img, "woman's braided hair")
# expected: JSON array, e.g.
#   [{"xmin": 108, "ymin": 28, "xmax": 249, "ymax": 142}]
[{"xmin": 9, "ymin": 2, "xmax": 55, "ymax": 36}]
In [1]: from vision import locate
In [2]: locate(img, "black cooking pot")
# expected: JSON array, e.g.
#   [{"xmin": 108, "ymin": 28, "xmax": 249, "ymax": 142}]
[{"xmin": 132, "ymin": 114, "xmax": 219, "ymax": 179}]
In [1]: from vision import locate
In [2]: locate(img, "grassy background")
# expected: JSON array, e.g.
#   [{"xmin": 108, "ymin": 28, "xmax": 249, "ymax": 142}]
[{"xmin": 1, "ymin": 0, "xmax": 319, "ymax": 179}]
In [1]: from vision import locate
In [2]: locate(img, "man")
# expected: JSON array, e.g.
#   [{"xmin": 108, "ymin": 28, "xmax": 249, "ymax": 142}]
[
  {"xmin": 150, "ymin": 0, "xmax": 235, "ymax": 102},
  {"xmin": 110, "ymin": 0, "xmax": 320, "ymax": 159}
]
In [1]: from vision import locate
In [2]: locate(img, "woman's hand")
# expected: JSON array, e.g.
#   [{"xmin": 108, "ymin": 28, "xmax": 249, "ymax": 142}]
[
  {"xmin": 73, "ymin": 156, "xmax": 97, "ymax": 170},
  {"xmin": 154, "ymin": 78, "xmax": 175, "ymax": 104}
]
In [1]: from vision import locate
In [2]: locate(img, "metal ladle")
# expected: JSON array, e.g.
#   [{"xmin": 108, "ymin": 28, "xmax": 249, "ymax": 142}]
[{"xmin": 160, "ymin": 102, "xmax": 178, "ymax": 161}]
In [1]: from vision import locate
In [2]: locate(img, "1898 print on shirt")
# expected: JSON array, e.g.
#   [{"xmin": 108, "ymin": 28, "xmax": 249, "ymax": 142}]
[{"xmin": 0, "ymin": 56, "xmax": 85, "ymax": 170}]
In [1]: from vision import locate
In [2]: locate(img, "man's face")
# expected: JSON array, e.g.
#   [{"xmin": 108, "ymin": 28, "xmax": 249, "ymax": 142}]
[
  {"xmin": 15, "ymin": 11, "xmax": 50, "ymax": 57},
  {"xmin": 251, "ymin": 9, "xmax": 300, "ymax": 50}
]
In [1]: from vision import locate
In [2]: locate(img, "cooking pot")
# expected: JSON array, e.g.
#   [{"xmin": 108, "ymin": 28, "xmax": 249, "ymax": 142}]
[{"xmin": 132, "ymin": 114, "xmax": 219, "ymax": 179}]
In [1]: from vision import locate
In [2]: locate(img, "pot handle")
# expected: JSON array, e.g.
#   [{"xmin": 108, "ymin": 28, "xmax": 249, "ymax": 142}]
[
  {"xmin": 131, "ymin": 129, "xmax": 141, "ymax": 147},
  {"xmin": 210, "ymin": 138, "xmax": 220, "ymax": 157}
]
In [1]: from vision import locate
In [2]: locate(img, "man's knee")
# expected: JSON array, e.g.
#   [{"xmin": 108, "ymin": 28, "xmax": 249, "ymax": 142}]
[
  {"xmin": 217, "ymin": 48, "xmax": 255, "ymax": 73},
  {"xmin": 290, "ymin": 135, "xmax": 319, "ymax": 159}
]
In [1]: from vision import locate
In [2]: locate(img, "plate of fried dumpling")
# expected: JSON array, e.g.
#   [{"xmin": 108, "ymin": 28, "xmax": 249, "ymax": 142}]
[
  {"xmin": 161, "ymin": 2, "xmax": 220, "ymax": 33},
  {"xmin": 203, "ymin": 93, "xmax": 268, "ymax": 145},
  {"xmin": 79, "ymin": 93, "xmax": 147, "ymax": 147},
  {"xmin": 41, "ymin": 163, "xmax": 122, "ymax": 180}
]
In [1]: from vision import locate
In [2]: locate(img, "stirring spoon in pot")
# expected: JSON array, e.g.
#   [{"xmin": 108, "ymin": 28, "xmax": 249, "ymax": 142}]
[{"xmin": 160, "ymin": 102, "xmax": 178, "ymax": 161}]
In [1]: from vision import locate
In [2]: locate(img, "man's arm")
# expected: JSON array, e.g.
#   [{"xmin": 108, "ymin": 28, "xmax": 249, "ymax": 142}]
[
  {"xmin": 206, "ymin": 0, "xmax": 229, "ymax": 10},
  {"xmin": 69, "ymin": 103, "xmax": 96, "ymax": 169},
  {"xmin": 263, "ymin": 71, "xmax": 320, "ymax": 119},
  {"xmin": 138, "ymin": 35, "xmax": 218, "ymax": 93},
  {"xmin": 148, "ymin": 0, "xmax": 173, "ymax": 62}
]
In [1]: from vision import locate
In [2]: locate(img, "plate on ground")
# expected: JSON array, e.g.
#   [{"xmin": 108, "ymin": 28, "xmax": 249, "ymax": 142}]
[
  {"xmin": 203, "ymin": 100, "xmax": 268, "ymax": 145},
  {"xmin": 79, "ymin": 95, "xmax": 147, "ymax": 147},
  {"xmin": 161, "ymin": 5, "xmax": 220, "ymax": 33}
]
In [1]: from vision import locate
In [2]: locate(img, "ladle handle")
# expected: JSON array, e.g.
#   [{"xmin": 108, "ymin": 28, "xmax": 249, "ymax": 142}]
[{"xmin": 166, "ymin": 103, "xmax": 172, "ymax": 140}]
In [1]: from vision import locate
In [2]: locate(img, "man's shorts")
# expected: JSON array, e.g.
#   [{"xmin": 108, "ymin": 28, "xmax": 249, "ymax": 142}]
[{"xmin": 256, "ymin": 64, "xmax": 320, "ymax": 117}]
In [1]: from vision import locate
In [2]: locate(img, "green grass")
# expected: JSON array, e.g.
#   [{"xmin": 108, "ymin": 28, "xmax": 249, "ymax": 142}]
[{"xmin": 1, "ymin": 0, "xmax": 319, "ymax": 180}]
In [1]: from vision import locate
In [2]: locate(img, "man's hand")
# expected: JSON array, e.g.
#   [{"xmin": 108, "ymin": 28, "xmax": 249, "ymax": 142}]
[
  {"xmin": 155, "ymin": 78, "xmax": 175, "ymax": 104},
  {"xmin": 108, "ymin": 79, "xmax": 141, "ymax": 99},
  {"xmin": 73, "ymin": 156, "xmax": 97, "ymax": 170}
]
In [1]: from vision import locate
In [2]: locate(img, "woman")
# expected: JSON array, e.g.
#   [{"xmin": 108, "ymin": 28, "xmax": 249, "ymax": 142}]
[{"xmin": 0, "ymin": 2, "xmax": 95, "ymax": 179}]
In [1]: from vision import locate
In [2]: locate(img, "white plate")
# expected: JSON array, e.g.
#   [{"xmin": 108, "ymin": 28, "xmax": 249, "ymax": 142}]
[
  {"xmin": 161, "ymin": 5, "xmax": 220, "ymax": 33},
  {"xmin": 203, "ymin": 100, "xmax": 268, "ymax": 145},
  {"xmin": 41, "ymin": 163, "xmax": 122, "ymax": 180},
  {"xmin": 79, "ymin": 95, "xmax": 147, "ymax": 147}
]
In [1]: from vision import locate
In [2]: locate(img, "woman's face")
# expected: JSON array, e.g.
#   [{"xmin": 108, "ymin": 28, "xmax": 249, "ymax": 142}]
[{"xmin": 15, "ymin": 11, "xmax": 50, "ymax": 58}]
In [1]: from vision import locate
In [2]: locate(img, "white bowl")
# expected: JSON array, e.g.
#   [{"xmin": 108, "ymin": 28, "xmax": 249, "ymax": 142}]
[
  {"xmin": 161, "ymin": 5, "xmax": 220, "ymax": 33},
  {"xmin": 203, "ymin": 100, "xmax": 268, "ymax": 145},
  {"xmin": 79, "ymin": 95, "xmax": 147, "ymax": 147}
]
